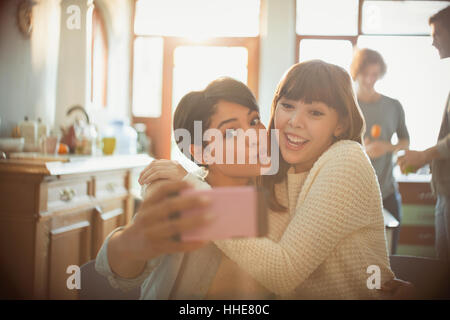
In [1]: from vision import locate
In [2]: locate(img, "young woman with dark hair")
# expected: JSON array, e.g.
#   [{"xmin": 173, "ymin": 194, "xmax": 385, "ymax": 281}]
[{"xmin": 95, "ymin": 77, "xmax": 274, "ymax": 299}]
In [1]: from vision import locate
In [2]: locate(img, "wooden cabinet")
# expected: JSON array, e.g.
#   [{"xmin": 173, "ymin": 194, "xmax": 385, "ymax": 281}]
[
  {"xmin": 48, "ymin": 208, "xmax": 93, "ymax": 300},
  {"xmin": 397, "ymin": 177, "xmax": 437, "ymax": 258},
  {"xmin": 91, "ymin": 199, "xmax": 127, "ymax": 259},
  {"xmin": 0, "ymin": 155, "xmax": 151, "ymax": 299}
]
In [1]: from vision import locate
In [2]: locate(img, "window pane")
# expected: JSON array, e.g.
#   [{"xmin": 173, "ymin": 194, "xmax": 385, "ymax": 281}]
[
  {"xmin": 299, "ymin": 39, "xmax": 353, "ymax": 72},
  {"xmin": 171, "ymin": 46, "xmax": 248, "ymax": 164},
  {"xmin": 357, "ymin": 36, "xmax": 450, "ymax": 151},
  {"xmin": 132, "ymin": 37, "xmax": 163, "ymax": 118},
  {"xmin": 362, "ymin": 1, "xmax": 449, "ymax": 35},
  {"xmin": 172, "ymin": 46, "xmax": 248, "ymax": 110},
  {"xmin": 135, "ymin": 0, "xmax": 260, "ymax": 37},
  {"xmin": 296, "ymin": 0, "xmax": 358, "ymax": 35}
]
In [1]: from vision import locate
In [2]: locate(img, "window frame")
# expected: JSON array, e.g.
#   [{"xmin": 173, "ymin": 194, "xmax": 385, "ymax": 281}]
[
  {"xmin": 295, "ymin": 0, "xmax": 449, "ymax": 62},
  {"xmin": 91, "ymin": 7, "xmax": 108, "ymax": 108},
  {"xmin": 129, "ymin": 1, "xmax": 261, "ymax": 159},
  {"xmin": 295, "ymin": 0, "xmax": 450, "ymax": 153}
]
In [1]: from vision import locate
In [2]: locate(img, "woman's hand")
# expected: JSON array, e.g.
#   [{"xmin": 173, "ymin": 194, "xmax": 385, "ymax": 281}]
[
  {"xmin": 139, "ymin": 159, "xmax": 188, "ymax": 185},
  {"xmin": 397, "ymin": 150, "xmax": 427, "ymax": 174},
  {"xmin": 108, "ymin": 180, "xmax": 214, "ymax": 278},
  {"xmin": 378, "ymin": 278, "xmax": 416, "ymax": 300}
]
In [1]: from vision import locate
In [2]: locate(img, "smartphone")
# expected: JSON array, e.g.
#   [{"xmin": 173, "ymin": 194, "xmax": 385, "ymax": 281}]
[{"xmin": 179, "ymin": 186, "xmax": 268, "ymax": 241}]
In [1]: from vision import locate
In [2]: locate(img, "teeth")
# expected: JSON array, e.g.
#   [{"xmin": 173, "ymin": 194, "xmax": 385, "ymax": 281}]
[{"xmin": 286, "ymin": 134, "xmax": 307, "ymax": 144}]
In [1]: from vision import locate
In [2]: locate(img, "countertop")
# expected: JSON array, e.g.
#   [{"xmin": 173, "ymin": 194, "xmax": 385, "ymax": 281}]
[{"xmin": 0, "ymin": 153, "xmax": 153, "ymax": 176}]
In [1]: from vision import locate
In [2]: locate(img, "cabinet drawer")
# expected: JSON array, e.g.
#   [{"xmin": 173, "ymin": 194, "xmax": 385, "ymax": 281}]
[
  {"xmin": 402, "ymin": 204, "xmax": 435, "ymax": 226},
  {"xmin": 399, "ymin": 225, "xmax": 435, "ymax": 246},
  {"xmin": 95, "ymin": 172, "xmax": 127, "ymax": 199},
  {"xmin": 48, "ymin": 210, "xmax": 92, "ymax": 300},
  {"xmin": 47, "ymin": 178, "xmax": 91, "ymax": 211},
  {"xmin": 398, "ymin": 182, "xmax": 436, "ymax": 205},
  {"xmin": 92, "ymin": 200, "xmax": 127, "ymax": 257}
]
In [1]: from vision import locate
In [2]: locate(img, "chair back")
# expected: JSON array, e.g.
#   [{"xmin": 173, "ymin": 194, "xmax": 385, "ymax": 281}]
[{"xmin": 389, "ymin": 255, "xmax": 449, "ymax": 299}]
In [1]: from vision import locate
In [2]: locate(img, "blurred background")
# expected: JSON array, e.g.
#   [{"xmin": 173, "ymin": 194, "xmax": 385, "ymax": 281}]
[
  {"xmin": 0, "ymin": 0, "xmax": 449, "ymax": 299},
  {"xmin": 2, "ymin": 0, "xmax": 449, "ymax": 159}
]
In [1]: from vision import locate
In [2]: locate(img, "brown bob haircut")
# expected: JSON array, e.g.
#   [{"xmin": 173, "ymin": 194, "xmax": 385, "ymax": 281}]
[
  {"xmin": 263, "ymin": 60, "xmax": 365, "ymax": 212},
  {"xmin": 350, "ymin": 48, "xmax": 387, "ymax": 81}
]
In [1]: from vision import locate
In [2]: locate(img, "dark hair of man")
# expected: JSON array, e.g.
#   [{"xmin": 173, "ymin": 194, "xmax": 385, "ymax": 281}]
[{"xmin": 429, "ymin": 5, "xmax": 450, "ymax": 33}]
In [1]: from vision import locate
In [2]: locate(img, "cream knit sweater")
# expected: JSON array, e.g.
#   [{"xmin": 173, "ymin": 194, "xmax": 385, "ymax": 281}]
[{"xmin": 214, "ymin": 140, "xmax": 395, "ymax": 299}]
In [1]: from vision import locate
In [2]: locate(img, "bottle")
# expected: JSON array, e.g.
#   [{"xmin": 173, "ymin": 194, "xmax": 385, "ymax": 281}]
[
  {"xmin": 134, "ymin": 123, "xmax": 150, "ymax": 154},
  {"xmin": 109, "ymin": 120, "xmax": 137, "ymax": 155},
  {"xmin": 37, "ymin": 118, "xmax": 48, "ymax": 141},
  {"xmin": 37, "ymin": 118, "xmax": 48, "ymax": 153},
  {"xmin": 19, "ymin": 116, "xmax": 37, "ymax": 151}
]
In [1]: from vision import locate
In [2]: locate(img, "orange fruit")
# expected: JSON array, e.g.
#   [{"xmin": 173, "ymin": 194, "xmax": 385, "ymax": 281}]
[
  {"xmin": 371, "ymin": 124, "xmax": 382, "ymax": 138},
  {"xmin": 58, "ymin": 143, "xmax": 69, "ymax": 154}
]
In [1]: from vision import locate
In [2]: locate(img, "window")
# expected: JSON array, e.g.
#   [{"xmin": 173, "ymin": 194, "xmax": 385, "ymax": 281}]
[
  {"xmin": 299, "ymin": 39, "xmax": 353, "ymax": 72},
  {"xmin": 296, "ymin": 0, "xmax": 358, "ymax": 36},
  {"xmin": 132, "ymin": 37, "xmax": 163, "ymax": 118},
  {"xmin": 172, "ymin": 46, "xmax": 249, "ymax": 111},
  {"xmin": 131, "ymin": 0, "xmax": 260, "ymax": 159},
  {"xmin": 362, "ymin": 1, "xmax": 450, "ymax": 35},
  {"xmin": 296, "ymin": 0, "xmax": 450, "ymax": 151},
  {"xmin": 134, "ymin": 0, "xmax": 260, "ymax": 37},
  {"xmin": 358, "ymin": 36, "xmax": 450, "ymax": 151}
]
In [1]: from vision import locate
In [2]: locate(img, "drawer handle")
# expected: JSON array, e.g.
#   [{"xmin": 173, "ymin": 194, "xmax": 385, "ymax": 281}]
[
  {"xmin": 419, "ymin": 192, "xmax": 434, "ymax": 200},
  {"xmin": 106, "ymin": 182, "xmax": 117, "ymax": 192},
  {"xmin": 59, "ymin": 188, "xmax": 76, "ymax": 201}
]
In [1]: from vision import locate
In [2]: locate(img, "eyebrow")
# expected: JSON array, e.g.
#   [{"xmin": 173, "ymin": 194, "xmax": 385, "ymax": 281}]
[
  {"xmin": 217, "ymin": 109, "xmax": 255, "ymax": 128},
  {"xmin": 218, "ymin": 118, "xmax": 238, "ymax": 129},
  {"xmin": 279, "ymin": 98, "xmax": 296, "ymax": 104}
]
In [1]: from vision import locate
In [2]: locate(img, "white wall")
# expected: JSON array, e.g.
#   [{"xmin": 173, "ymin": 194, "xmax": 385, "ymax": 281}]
[
  {"xmin": 0, "ymin": 0, "xmax": 61, "ymax": 137},
  {"xmin": 55, "ymin": 0, "xmax": 90, "ymax": 128},
  {"xmin": 0, "ymin": 0, "xmax": 288, "ymax": 137},
  {"xmin": 56, "ymin": 0, "xmax": 133, "ymax": 131},
  {"xmin": 258, "ymin": 0, "xmax": 296, "ymax": 126}
]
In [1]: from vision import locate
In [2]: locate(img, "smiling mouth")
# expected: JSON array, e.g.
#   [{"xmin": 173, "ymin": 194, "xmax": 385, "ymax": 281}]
[{"xmin": 285, "ymin": 133, "xmax": 309, "ymax": 149}]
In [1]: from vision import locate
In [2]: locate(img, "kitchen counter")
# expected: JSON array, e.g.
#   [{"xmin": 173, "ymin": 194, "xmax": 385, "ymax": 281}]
[
  {"xmin": 0, "ymin": 153, "xmax": 153, "ymax": 299},
  {"xmin": 393, "ymin": 166, "xmax": 432, "ymax": 183},
  {"xmin": 0, "ymin": 153, "xmax": 153, "ymax": 176}
]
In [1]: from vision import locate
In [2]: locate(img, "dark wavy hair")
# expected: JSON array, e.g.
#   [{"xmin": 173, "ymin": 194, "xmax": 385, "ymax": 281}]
[
  {"xmin": 429, "ymin": 6, "xmax": 450, "ymax": 33},
  {"xmin": 173, "ymin": 77, "xmax": 259, "ymax": 165}
]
